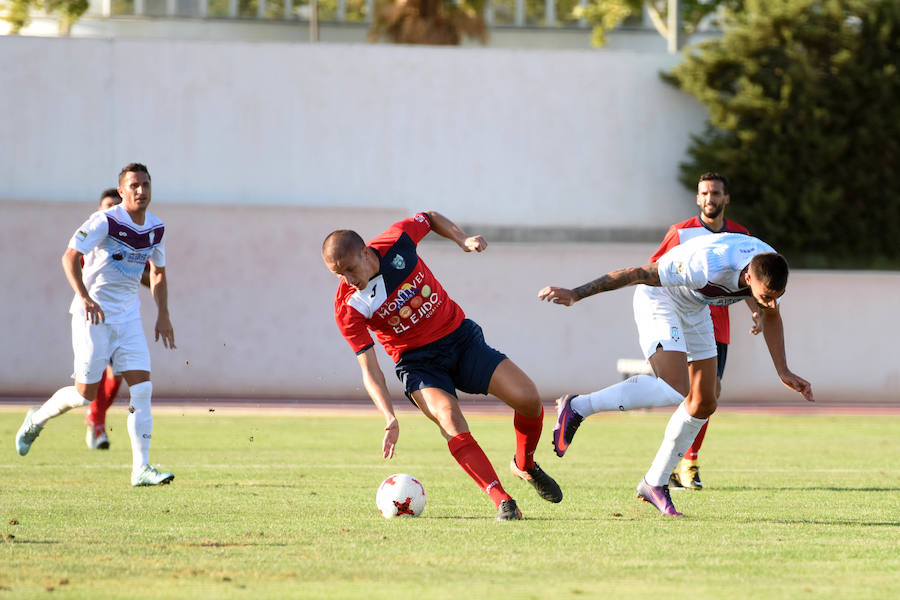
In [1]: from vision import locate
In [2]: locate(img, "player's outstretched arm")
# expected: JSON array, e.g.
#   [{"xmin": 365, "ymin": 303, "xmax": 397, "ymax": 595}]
[
  {"xmin": 538, "ymin": 264, "xmax": 661, "ymax": 306},
  {"xmin": 62, "ymin": 247, "xmax": 105, "ymax": 324},
  {"xmin": 149, "ymin": 263, "xmax": 176, "ymax": 349},
  {"xmin": 357, "ymin": 348, "xmax": 399, "ymax": 458},
  {"xmin": 758, "ymin": 305, "xmax": 815, "ymax": 402},
  {"xmin": 424, "ymin": 211, "xmax": 487, "ymax": 253}
]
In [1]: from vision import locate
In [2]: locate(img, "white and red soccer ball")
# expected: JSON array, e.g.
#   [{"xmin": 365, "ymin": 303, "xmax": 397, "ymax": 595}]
[{"xmin": 376, "ymin": 473, "xmax": 426, "ymax": 519}]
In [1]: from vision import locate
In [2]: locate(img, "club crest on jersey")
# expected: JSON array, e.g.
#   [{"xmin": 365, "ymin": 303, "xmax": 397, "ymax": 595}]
[
  {"xmin": 391, "ymin": 254, "xmax": 405, "ymax": 270},
  {"xmin": 670, "ymin": 326, "xmax": 681, "ymax": 342},
  {"xmin": 673, "ymin": 261, "xmax": 685, "ymax": 276},
  {"xmin": 149, "ymin": 231, "xmax": 155, "ymax": 244},
  {"xmin": 76, "ymin": 230, "xmax": 88, "ymax": 241}
]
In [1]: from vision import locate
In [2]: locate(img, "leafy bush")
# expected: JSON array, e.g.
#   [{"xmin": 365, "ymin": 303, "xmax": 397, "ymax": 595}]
[{"xmin": 2, "ymin": 0, "xmax": 88, "ymax": 34}]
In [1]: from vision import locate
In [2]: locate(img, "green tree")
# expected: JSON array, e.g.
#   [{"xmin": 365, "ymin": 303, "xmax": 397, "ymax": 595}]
[
  {"xmin": 2, "ymin": 0, "xmax": 88, "ymax": 34},
  {"xmin": 575, "ymin": 0, "xmax": 742, "ymax": 47},
  {"xmin": 668, "ymin": 0, "xmax": 900, "ymax": 268}
]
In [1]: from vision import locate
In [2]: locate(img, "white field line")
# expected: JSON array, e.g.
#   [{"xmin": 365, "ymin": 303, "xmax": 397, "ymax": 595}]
[{"xmin": 1, "ymin": 464, "xmax": 898, "ymax": 474}]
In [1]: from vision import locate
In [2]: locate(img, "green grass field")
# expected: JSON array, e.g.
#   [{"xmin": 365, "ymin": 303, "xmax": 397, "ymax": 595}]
[{"xmin": 2, "ymin": 407, "xmax": 899, "ymax": 599}]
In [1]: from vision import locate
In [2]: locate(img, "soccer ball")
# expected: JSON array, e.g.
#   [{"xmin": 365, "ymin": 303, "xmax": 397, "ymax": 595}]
[{"xmin": 376, "ymin": 473, "xmax": 426, "ymax": 519}]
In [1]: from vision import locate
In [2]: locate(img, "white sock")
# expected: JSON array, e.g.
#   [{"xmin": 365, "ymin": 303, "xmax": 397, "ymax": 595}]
[
  {"xmin": 32, "ymin": 386, "xmax": 90, "ymax": 427},
  {"xmin": 571, "ymin": 375, "xmax": 683, "ymax": 417},
  {"xmin": 644, "ymin": 402, "xmax": 708, "ymax": 486},
  {"xmin": 127, "ymin": 381, "xmax": 153, "ymax": 472}
]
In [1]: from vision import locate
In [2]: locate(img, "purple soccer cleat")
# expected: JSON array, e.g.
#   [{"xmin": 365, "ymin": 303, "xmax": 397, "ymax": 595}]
[
  {"xmin": 552, "ymin": 394, "xmax": 584, "ymax": 458},
  {"xmin": 636, "ymin": 478, "xmax": 683, "ymax": 517}
]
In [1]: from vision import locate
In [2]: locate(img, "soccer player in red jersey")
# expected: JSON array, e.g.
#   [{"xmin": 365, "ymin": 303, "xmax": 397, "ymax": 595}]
[
  {"xmin": 323, "ymin": 211, "xmax": 562, "ymax": 521},
  {"xmin": 649, "ymin": 172, "xmax": 750, "ymax": 489},
  {"xmin": 84, "ymin": 189, "xmax": 151, "ymax": 450}
]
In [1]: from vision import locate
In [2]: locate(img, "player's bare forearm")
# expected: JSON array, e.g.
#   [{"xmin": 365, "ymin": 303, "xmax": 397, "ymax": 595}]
[
  {"xmin": 424, "ymin": 211, "xmax": 487, "ymax": 252},
  {"xmin": 760, "ymin": 307, "xmax": 788, "ymax": 375},
  {"xmin": 63, "ymin": 247, "xmax": 104, "ymax": 323},
  {"xmin": 745, "ymin": 297, "xmax": 763, "ymax": 335},
  {"xmin": 573, "ymin": 264, "xmax": 660, "ymax": 300},
  {"xmin": 149, "ymin": 265, "xmax": 168, "ymax": 313},
  {"xmin": 61, "ymin": 248, "xmax": 89, "ymax": 300},
  {"xmin": 357, "ymin": 349, "xmax": 397, "ymax": 423},
  {"xmin": 357, "ymin": 348, "xmax": 400, "ymax": 458},
  {"xmin": 150, "ymin": 265, "xmax": 176, "ymax": 348},
  {"xmin": 761, "ymin": 307, "xmax": 815, "ymax": 401}
]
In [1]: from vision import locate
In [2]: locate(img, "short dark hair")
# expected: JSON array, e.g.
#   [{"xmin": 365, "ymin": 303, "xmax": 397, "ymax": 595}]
[
  {"xmin": 698, "ymin": 172, "xmax": 729, "ymax": 195},
  {"xmin": 118, "ymin": 163, "xmax": 151, "ymax": 185},
  {"xmin": 322, "ymin": 230, "xmax": 366, "ymax": 261},
  {"xmin": 750, "ymin": 253, "xmax": 789, "ymax": 291},
  {"xmin": 100, "ymin": 188, "xmax": 121, "ymax": 203}
]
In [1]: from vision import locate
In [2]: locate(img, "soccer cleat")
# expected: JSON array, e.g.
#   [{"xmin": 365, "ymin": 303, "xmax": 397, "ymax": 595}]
[
  {"xmin": 668, "ymin": 472, "xmax": 685, "ymax": 489},
  {"xmin": 15, "ymin": 407, "xmax": 43, "ymax": 456},
  {"xmin": 552, "ymin": 394, "xmax": 584, "ymax": 458},
  {"xmin": 131, "ymin": 465, "xmax": 175, "ymax": 487},
  {"xmin": 671, "ymin": 459, "xmax": 703, "ymax": 490},
  {"xmin": 85, "ymin": 423, "xmax": 110, "ymax": 450},
  {"xmin": 636, "ymin": 478, "xmax": 683, "ymax": 517},
  {"xmin": 495, "ymin": 499, "xmax": 523, "ymax": 521},
  {"xmin": 509, "ymin": 458, "xmax": 563, "ymax": 503}
]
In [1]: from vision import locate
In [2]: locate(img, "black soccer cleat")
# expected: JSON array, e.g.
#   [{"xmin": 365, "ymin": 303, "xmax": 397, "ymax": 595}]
[
  {"xmin": 495, "ymin": 498, "xmax": 523, "ymax": 521},
  {"xmin": 509, "ymin": 458, "xmax": 563, "ymax": 503}
]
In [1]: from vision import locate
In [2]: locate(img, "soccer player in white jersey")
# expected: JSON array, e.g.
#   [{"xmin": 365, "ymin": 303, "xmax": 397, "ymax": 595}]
[
  {"xmin": 15, "ymin": 163, "xmax": 177, "ymax": 487},
  {"xmin": 538, "ymin": 233, "xmax": 814, "ymax": 516}
]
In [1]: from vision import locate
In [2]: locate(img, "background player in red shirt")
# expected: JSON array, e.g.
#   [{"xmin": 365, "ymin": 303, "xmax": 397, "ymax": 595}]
[
  {"xmin": 323, "ymin": 211, "xmax": 562, "ymax": 521},
  {"xmin": 84, "ymin": 189, "xmax": 151, "ymax": 450},
  {"xmin": 649, "ymin": 172, "xmax": 749, "ymax": 489}
]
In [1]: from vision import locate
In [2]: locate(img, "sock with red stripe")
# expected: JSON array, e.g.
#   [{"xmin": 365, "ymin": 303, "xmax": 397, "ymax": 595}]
[
  {"xmin": 684, "ymin": 419, "xmax": 709, "ymax": 461},
  {"xmin": 513, "ymin": 407, "xmax": 543, "ymax": 471},
  {"xmin": 448, "ymin": 432, "xmax": 511, "ymax": 507}
]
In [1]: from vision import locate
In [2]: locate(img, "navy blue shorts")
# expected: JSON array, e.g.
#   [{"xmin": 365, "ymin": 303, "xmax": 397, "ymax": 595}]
[
  {"xmin": 716, "ymin": 341, "xmax": 728, "ymax": 379},
  {"xmin": 395, "ymin": 319, "xmax": 507, "ymax": 404}
]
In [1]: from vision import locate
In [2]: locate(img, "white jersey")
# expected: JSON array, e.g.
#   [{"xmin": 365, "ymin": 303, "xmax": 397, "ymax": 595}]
[
  {"xmin": 655, "ymin": 233, "xmax": 777, "ymax": 313},
  {"xmin": 68, "ymin": 204, "xmax": 166, "ymax": 324}
]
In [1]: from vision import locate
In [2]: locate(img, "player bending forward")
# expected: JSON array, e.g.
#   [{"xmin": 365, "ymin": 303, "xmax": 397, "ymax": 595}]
[
  {"xmin": 323, "ymin": 212, "xmax": 562, "ymax": 521},
  {"xmin": 15, "ymin": 163, "xmax": 176, "ymax": 487},
  {"xmin": 652, "ymin": 172, "xmax": 750, "ymax": 489},
  {"xmin": 539, "ymin": 233, "xmax": 813, "ymax": 516}
]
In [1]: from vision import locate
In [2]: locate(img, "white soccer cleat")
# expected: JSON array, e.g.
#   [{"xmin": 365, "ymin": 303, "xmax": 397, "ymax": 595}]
[
  {"xmin": 131, "ymin": 465, "xmax": 175, "ymax": 487},
  {"xmin": 15, "ymin": 407, "xmax": 43, "ymax": 456},
  {"xmin": 86, "ymin": 424, "xmax": 111, "ymax": 450}
]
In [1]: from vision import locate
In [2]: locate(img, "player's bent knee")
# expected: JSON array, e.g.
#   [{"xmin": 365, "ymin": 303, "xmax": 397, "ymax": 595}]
[
  {"xmin": 504, "ymin": 390, "xmax": 542, "ymax": 417},
  {"xmin": 687, "ymin": 395, "xmax": 717, "ymax": 419}
]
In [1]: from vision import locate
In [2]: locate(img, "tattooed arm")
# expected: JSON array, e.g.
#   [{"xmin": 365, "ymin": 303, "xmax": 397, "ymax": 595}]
[{"xmin": 538, "ymin": 264, "xmax": 660, "ymax": 306}]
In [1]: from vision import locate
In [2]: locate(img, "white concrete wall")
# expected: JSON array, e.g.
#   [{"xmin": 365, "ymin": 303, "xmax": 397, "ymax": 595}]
[
  {"xmin": 1, "ymin": 202, "xmax": 897, "ymax": 403},
  {"xmin": 6, "ymin": 13, "xmax": 717, "ymax": 53},
  {"xmin": 0, "ymin": 35, "xmax": 703, "ymax": 229}
]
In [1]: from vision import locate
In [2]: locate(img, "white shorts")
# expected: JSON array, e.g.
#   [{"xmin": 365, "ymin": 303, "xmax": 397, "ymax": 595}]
[
  {"xmin": 71, "ymin": 316, "xmax": 150, "ymax": 384},
  {"xmin": 632, "ymin": 285, "xmax": 717, "ymax": 363}
]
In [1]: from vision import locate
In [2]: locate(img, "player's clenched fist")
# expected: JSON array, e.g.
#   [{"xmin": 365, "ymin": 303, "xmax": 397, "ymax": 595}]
[
  {"xmin": 538, "ymin": 286, "xmax": 578, "ymax": 306},
  {"xmin": 463, "ymin": 235, "xmax": 487, "ymax": 253}
]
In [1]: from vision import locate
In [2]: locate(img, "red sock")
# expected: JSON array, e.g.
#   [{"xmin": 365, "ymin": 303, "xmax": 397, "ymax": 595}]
[
  {"xmin": 513, "ymin": 407, "xmax": 543, "ymax": 471},
  {"xmin": 448, "ymin": 432, "xmax": 511, "ymax": 508},
  {"xmin": 86, "ymin": 371, "xmax": 121, "ymax": 427},
  {"xmin": 684, "ymin": 419, "xmax": 709, "ymax": 461}
]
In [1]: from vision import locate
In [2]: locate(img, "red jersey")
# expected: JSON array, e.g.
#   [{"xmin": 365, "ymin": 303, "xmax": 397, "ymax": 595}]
[
  {"xmin": 333, "ymin": 213, "xmax": 466, "ymax": 362},
  {"xmin": 649, "ymin": 216, "xmax": 750, "ymax": 344}
]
